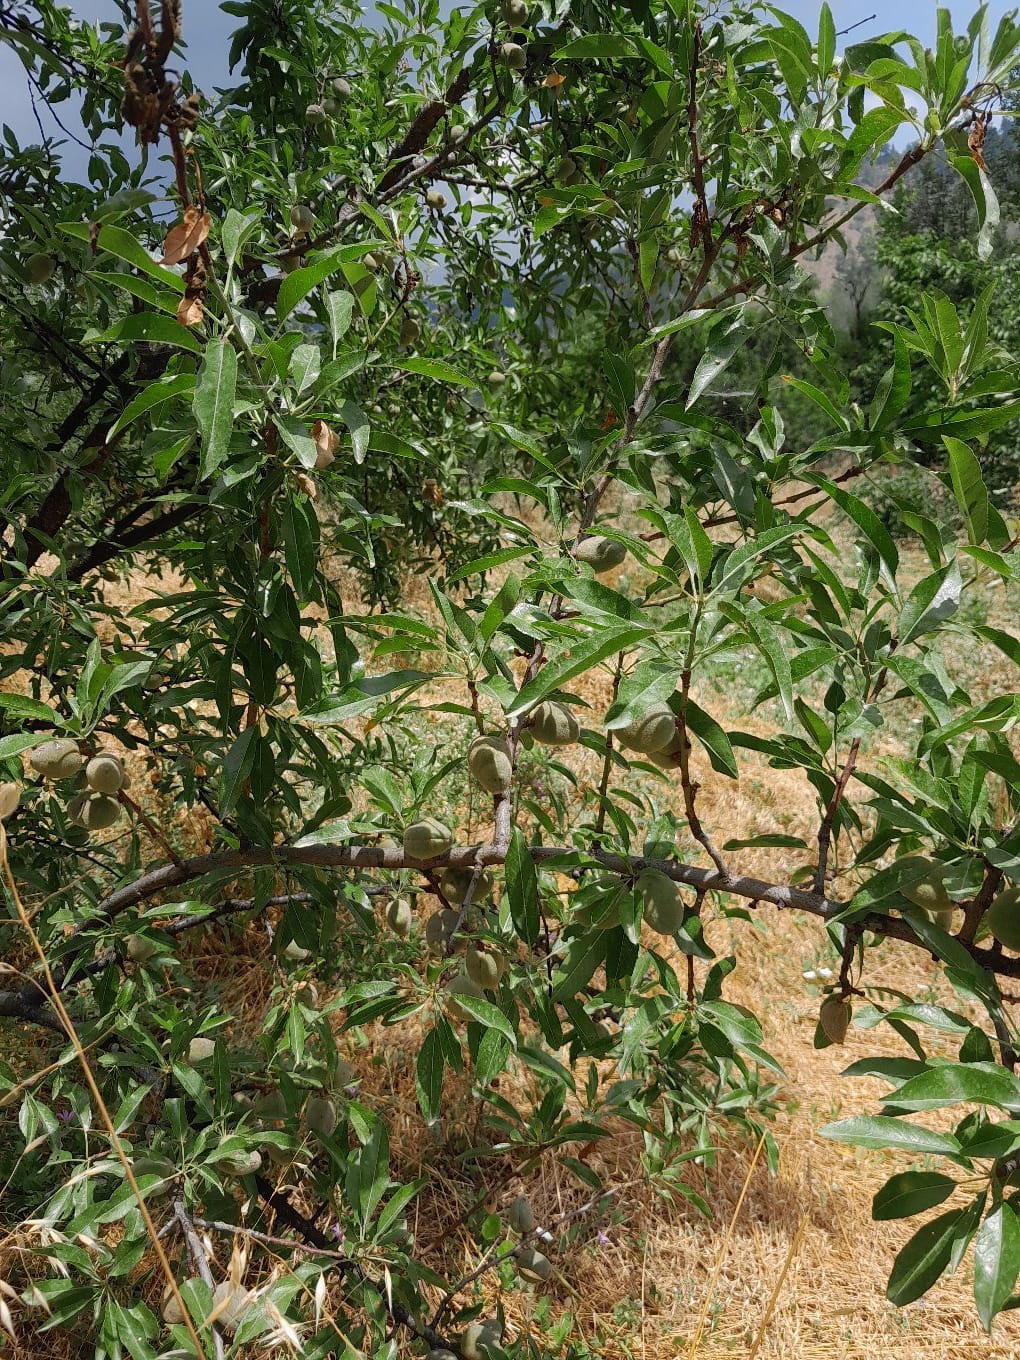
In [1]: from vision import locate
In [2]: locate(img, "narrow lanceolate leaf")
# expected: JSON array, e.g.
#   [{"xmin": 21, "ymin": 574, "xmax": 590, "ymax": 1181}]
[
  {"xmin": 415, "ymin": 1027, "xmax": 445, "ymax": 1123},
  {"xmin": 886, "ymin": 1210, "xmax": 964, "ymax": 1307},
  {"xmin": 974, "ymin": 1203, "xmax": 1020, "ymax": 1330},
  {"xmin": 684, "ymin": 699, "xmax": 738, "ymax": 778},
  {"xmin": 819, "ymin": 1115, "xmax": 960, "ymax": 1156},
  {"xmin": 944, "ymin": 436, "xmax": 989, "ymax": 545},
  {"xmin": 505, "ymin": 827, "xmax": 541, "ymax": 946},
  {"xmin": 872, "ymin": 1171, "xmax": 957, "ymax": 1221},
  {"xmin": 194, "ymin": 339, "xmax": 237, "ymax": 479},
  {"xmin": 508, "ymin": 624, "xmax": 651, "ymax": 716}
]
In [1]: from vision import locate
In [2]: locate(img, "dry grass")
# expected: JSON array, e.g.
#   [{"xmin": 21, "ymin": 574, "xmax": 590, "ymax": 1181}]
[{"xmin": 3, "ymin": 524, "xmax": 1019, "ymax": 1359}]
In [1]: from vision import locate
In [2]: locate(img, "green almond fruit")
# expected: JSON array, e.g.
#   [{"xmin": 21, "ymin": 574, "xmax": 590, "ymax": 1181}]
[
  {"xmin": 404, "ymin": 817, "xmax": 453, "ymax": 860},
  {"xmin": 986, "ymin": 885, "xmax": 1020, "ymax": 951},
  {"xmin": 305, "ymin": 102, "xmax": 328, "ymax": 122},
  {"xmin": 302, "ymin": 1095, "xmax": 338, "ymax": 1137},
  {"xmin": 647, "ymin": 732, "xmax": 684, "ymax": 768},
  {"xmin": 188, "ymin": 1036, "xmax": 216, "ymax": 1063},
  {"xmin": 635, "ymin": 869, "xmax": 684, "ymax": 934},
  {"xmin": 468, "ymin": 735, "xmax": 513, "ymax": 794},
  {"xmin": 425, "ymin": 908, "xmax": 462, "ymax": 954},
  {"xmin": 222, "ymin": 1149, "xmax": 262, "ymax": 1176},
  {"xmin": 898, "ymin": 855, "xmax": 951, "ymax": 912},
  {"xmin": 508, "ymin": 1193, "xmax": 534, "ymax": 1233},
  {"xmin": 0, "ymin": 782, "xmax": 20, "ymax": 821},
  {"xmin": 446, "ymin": 972, "xmax": 484, "ymax": 1022},
  {"xmin": 571, "ymin": 891, "xmax": 622, "ymax": 929},
  {"xmin": 502, "ymin": 0, "xmax": 529, "ymax": 24},
  {"xmin": 614, "ymin": 704, "xmax": 676, "ymax": 754},
  {"xmin": 440, "ymin": 866, "xmax": 494, "ymax": 902},
  {"xmin": 518, "ymin": 1246, "xmax": 551, "ymax": 1283},
  {"xmin": 555, "ymin": 154, "xmax": 581, "ymax": 184},
  {"xmin": 386, "ymin": 896, "xmax": 414, "ymax": 938},
  {"xmin": 400, "ymin": 315, "xmax": 421, "ymax": 345},
  {"xmin": 125, "ymin": 933, "xmax": 156, "ymax": 963},
  {"xmin": 134, "ymin": 1155, "xmax": 175, "ymax": 1180},
  {"xmin": 290, "ymin": 203, "xmax": 315, "ymax": 232},
  {"xmin": 573, "ymin": 535, "xmax": 627, "ymax": 574},
  {"xmin": 211, "ymin": 1281, "xmax": 252, "ymax": 1336},
  {"xmin": 26, "ymin": 252, "xmax": 55, "ymax": 284},
  {"xmin": 487, "ymin": 368, "xmax": 505, "ymax": 383},
  {"xmin": 461, "ymin": 1319, "xmax": 502, "ymax": 1360},
  {"xmin": 79, "ymin": 794, "xmax": 122, "ymax": 830},
  {"xmin": 162, "ymin": 1281, "xmax": 193, "ymax": 1325},
  {"xmin": 426, "ymin": 189, "xmax": 447, "ymax": 210},
  {"xmin": 254, "ymin": 1088, "xmax": 287, "ymax": 1120},
  {"xmin": 819, "ymin": 994, "xmax": 852, "ymax": 1045},
  {"xmin": 501, "ymin": 41, "xmax": 526, "ymax": 70},
  {"xmin": 465, "ymin": 942, "xmax": 505, "ymax": 990},
  {"xmin": 30, "ymin": 738, "xmax": 83, "ymax": 781},
  {"xmin": 86, "ymin": 754, "xmax": 125, "ymax": 794},
  {"xmin": 332, "ymin": 76, "xmax": 352, "ymax": 99},
  {"xmin": 530, "ymin": 700, "xmax": 579, "ymax": 746}
]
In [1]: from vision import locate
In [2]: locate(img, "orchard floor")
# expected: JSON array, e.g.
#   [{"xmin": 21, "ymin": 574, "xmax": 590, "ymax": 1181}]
[{"xmin": 5, "ymin": 524, "xmax": 1020, "ymax": 1360}]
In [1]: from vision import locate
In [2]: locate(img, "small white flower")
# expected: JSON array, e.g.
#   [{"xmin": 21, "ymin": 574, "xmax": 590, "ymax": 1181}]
[{"xmin": 802, "ymin": 970, "xmax": 817, "ymax": 981}]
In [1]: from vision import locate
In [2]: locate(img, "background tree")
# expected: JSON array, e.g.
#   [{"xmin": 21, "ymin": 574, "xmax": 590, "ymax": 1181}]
[{"xmin": 1, "ymin": 2, "xmax": 1020, "ymax": 1356}]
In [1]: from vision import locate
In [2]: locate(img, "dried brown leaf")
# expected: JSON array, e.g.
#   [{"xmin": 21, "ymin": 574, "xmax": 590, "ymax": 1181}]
[{"xmin": 161, "ymin": 207, "xmax": 211, "ymax": 266}]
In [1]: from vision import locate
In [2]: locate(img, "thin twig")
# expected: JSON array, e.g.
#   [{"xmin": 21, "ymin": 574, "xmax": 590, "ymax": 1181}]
[{"xmin": 173, "ymin": 1200, "xmax": 225, "ymax": 1360}]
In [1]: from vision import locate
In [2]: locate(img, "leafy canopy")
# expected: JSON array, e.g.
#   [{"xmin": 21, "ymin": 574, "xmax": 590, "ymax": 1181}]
[{"xmin": 1, "ymin": 0, "xmax": 1020, "ymax": 1353}]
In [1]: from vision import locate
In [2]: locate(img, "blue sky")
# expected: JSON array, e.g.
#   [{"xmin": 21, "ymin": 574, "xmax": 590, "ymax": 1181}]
[{"xmin": 0, "ymin": 1, "xmax": 1011, "ymax": 167}]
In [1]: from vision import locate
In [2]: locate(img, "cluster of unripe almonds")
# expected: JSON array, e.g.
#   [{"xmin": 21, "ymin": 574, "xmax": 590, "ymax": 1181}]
[
  {"xmin": 898, "ymin": 854, "xmax": 1020, "ymax": 950},
  {"xmin": 28, "ymin": 738, "xmax": 129, "ymax": 833},
  {"xmin": 500, "ymin": 0, "xmax": 530, "ymax": 70}
]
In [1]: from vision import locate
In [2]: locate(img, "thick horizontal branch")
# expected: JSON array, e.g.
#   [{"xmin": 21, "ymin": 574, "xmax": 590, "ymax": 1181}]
[
  {"xmin": 68, "ymin": 840, "xmax": 1020, "ymax": 982},
  {"xmin": 0, "ymin": 987, "xmax": 69, "ymax": 1035}
]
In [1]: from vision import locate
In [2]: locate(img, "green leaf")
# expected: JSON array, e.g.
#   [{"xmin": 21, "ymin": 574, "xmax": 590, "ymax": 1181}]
[
  {"xmin": 109, "ymin": 373, "xmax": 196, "ymax": 439},
  {"xmin": 974, "ymin": 1203, "xmax": 1020, "ymax": 1330},
  {"xmin": 415, "ymin": 1027, "xmax": 445, "ymax": 1124},
  {"xmin": 820, "ymin": 1115, "xmax": 961, "ymax": 1155},
  {"xmin": 219, "ymin": 727, "xmax": 258, "ymax": 814},
  {"xmin": 897, "ymin": 562, "xmax": 961, "ymax": 644},
  {"xmin": 722, "ymin": 834, "xmax": 807, "ymax": 850},
  {"xmin": 817, "ymin": 2, "xmax": 836, "ymax": 74},
  {"xmin": 325, "ymin": 290, "xmax": 354, "ymax": 359},
  {"xmin": 397, "ymin": 356, "xmax": 475, "ymax": 386},
  {"xmin": 948, "ymin": 154, "xmax": 1000, "ymax": 261},
  {"xmin": 450, "ymin": 993, "xmax": 516, "ymax": 1045},
  {"xmin": 354, "ymin": 1120, "xmax": 390, "ymax": 1227},
  {"xmin": 553, "ymin": 930, "xmax": 608, "ymax": 1003},
  {"xmin": 505, "ymin": 827, "xmax": 541, "ymax": 947},
  {"xmin": 89, "ymin": 312, "xmax": 201, "ymax": 354},
  {"xmin": 807, "ymin": 474, "xmax": 898, "ymax": 583},
  {"xmin": 280, "ymin": 494, "xmax": 320, "ymax": 602},
  {"xmin": 276, "ymin": 249, "xmax": 350, "ymax": 321},
  {"xmin": 193, "ymin": 340, "xmax": 238, "ymax": 480},
  {"xmin": 685, "ymin": 699, "xmax": 738, "ymax": 778},
  {"xmin": 59, "ymin": 220, "xmax": 185, "ymax": 291},
  {"xmin": 340, "ymin": 399, "xmax": 370, "ymax": 463},
  {"xmin": 686, "ymin": 318, "xmax": 749, "ymax": 409},
  {"xmin": 944, "ymin": 437, "xmax": 989, "ymax": 545},
  {"xmin": 509, "ymin": 625, "xmax": 651, "ymax": 717},
  {"xmin": 873, "ymin": 1171, "xmax": 958, "ymax": 1220},
  {"xmin": 885, "ymin": 1064, "xmax": 1020, "ymax": 1114},
  {"xmin": 0, "ymin": 694, "xmax": 59, "ymax": 722},
  {"xmin": 886, "ymin": 1209, "xmax": 965, "ymax": 1307}
]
